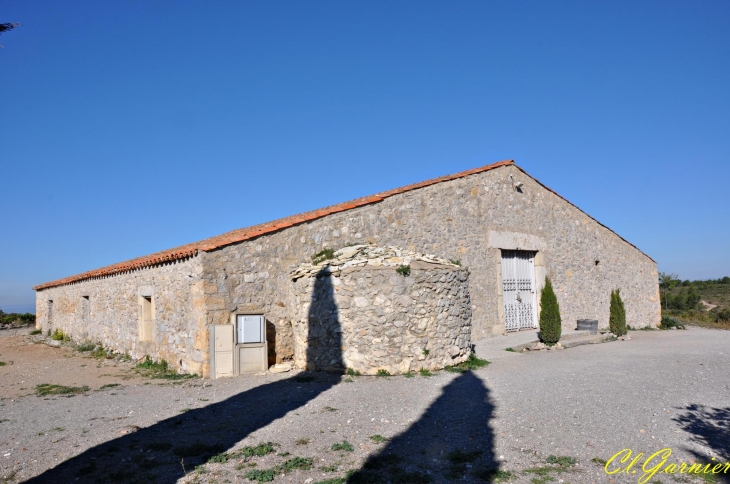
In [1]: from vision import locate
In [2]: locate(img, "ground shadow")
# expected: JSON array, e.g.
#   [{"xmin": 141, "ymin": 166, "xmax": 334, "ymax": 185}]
[
  {"xmin": 348, "ymin": 370, "xmax": 497, "ymax": 483},
  {"xmin": 25, "ymin": 269, "xmax": 341, "ymax": 484},
  {"xmin": 674, "ymin": 404, "xmax": 730, "ymax": 483}
]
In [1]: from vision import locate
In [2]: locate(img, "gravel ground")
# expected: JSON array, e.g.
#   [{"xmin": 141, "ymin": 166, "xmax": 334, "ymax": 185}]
[{"xmin": 1, "ymin": 327, "xmax": 729, "ymax": 484}]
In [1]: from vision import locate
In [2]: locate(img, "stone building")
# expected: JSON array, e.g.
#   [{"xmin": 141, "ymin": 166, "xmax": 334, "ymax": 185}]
[{"xmin": 33, "ymin": 160, "xmax": 661, "ymax": 377}]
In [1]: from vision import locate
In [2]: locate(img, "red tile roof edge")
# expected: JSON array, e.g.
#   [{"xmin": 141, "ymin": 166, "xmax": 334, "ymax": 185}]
[{"xmin": 33, "ymin": 158, "xmax": 652, "ymax": 290}]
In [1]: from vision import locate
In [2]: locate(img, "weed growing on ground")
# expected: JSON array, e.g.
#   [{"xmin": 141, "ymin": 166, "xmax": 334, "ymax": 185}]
[
  {"xmin": 546, "ymin": 455, "xmax": 577, "ymax": 467},
  {"xmin": 450, "ymin": 259, "xmax": 461, "ymax": 266},
  {"xmin": 376, "ymin": 369, "xmax": 390, "ymax": 377},
  {"xmin": 76, "ymin": 342, "xmax": 96, "ymax": 352},
  {"xmin": 445, "ymin": 353, "xmax": 490, "ymax": 373},
  {"xmin": 343, "ymin": 377, "xmax": 354, "ymax": 383},
  {"xmin": 243, "ymin": 456, "xmax": 314, "ymax": 482},
  {"xmin": 295, "ymin": 438, "xmax": 311, "ymax": 445},
  {"xmin": 0, "ymin": 362, "xmax": 5, "ymax": 366},
  {"xmin": 51, "ymin": 329, "xmax": 69, "ymax": 341},
  {"xmin": 369, "ymin": 434, "xmax": 388, "ymax": 444},
  {"xmin": 331, "ymin": 441, "xmax": 354, "ymax": 452},
  {"xmin": 320, "ymin": 463, "xmax": 339, "ymax": 472},
  {"xmin": 98, "ymin": 383, "xmax": 120, "ymax": 391},
  {"xmin": 244, "ymin": 468, "xmax": 276, "ymax": 482},
  {"xmin": 346, "ymin": 368, "xmax": 361, "ymax": 376},
  {"xmin": 230, "ymin": 442, "xmax": 278, "ymax": 458},
  {"xmin": 419, "ymin": 368, "xmax": 433, "ymax": 377},
  {"xmin": 35, "ymin": 383, "xmax": 89, "ymax": 397},
  {"xmin": 277, "ymin": 451, "xmax": 290, "ymax": 457},
  {"xmin": 404, "ymin": 371, "xmax": 415, "ymax": 378},
  {"xmin": 505, "ymin": 347, "xmax": 515, "ymax": 352},
  {"xmin": 422, "ymin": 349, "xmax": 430, "ymax": 356},
  {"xmin": 136, "ymin": 356, "xmax": 197, "ymax": 380},
  {"xmin": 322, "ymin": 406, "xmax": 338, "ymax": 412},
  {"xmin": 207, "ymin": 452, "xmax": 228, "ymax": 463},
  {"xmin": 590, "ymin": 457, "xmax": 606, "ymax": 465}
]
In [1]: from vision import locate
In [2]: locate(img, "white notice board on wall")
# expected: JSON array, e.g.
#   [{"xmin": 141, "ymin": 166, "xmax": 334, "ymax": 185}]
[{"xmin": 236, "ymin": 315, "xmax": 264, "ymax": 344}]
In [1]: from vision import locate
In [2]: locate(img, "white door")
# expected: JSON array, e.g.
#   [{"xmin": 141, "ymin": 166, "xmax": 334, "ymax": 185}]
[{"xmin": 501, "ymin": 250, "xmax": 538, "ymax": 331}]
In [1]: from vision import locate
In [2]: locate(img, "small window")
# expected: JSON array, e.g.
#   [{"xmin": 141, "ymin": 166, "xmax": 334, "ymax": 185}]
[
  {"xmin": 48, "ymin": 300, "xmax": 53, "ymax": 326},
  {"xmin": 139, "ymin": 296, "xmax": 154, "ymax": 342},
  {"xmin": 82, "ymin": 296, "xmax": 90, "ymax": 323},
  {"xmin": 236, "ymin": 315, "xmax": 264, "ymax": 344}
]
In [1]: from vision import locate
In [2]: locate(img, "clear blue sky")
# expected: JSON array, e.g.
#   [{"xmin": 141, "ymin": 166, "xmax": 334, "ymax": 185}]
[{"xmin": 1, "ymin": 1, "xmax": 728, "ymax": 314}]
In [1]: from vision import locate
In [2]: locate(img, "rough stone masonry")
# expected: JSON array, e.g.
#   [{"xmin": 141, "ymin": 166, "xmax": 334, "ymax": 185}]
[{"xmin": 34, "ymin": 161, "xmax": 661, "ymax": 377}]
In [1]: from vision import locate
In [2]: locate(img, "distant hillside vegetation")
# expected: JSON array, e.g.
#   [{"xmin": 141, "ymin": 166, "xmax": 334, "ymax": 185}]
[
  {"xmin": 0, "ymin": 309, "xmax": 36, "ymax": 329},
  {"xmin": 660, "ymin": 275, "xmax": 730, "ymax": 329}
]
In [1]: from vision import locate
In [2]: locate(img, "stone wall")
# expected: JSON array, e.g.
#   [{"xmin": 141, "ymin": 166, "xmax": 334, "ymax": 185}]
[
  {"xmin": 288, "ymin": 264, "xmax": 471, "ymax": 374},
  {"xmin": 34, "ymin": 256, "xmax": 211, "ymax": 377},
  {"xmin": 202, "ymin": 164, "xmax": 659, "ymax": 366},
  {"xmin": 35, "ymin": 163, "xmax": 661, "ymax": 377}
]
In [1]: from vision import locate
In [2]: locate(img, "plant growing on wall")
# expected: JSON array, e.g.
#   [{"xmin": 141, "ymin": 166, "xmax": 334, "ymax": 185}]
[
  {"xmin": 396, "ymin": 265, "xmax": 411, "ymax": 277},
  {"xmin": 609, "ymin": 289, "xmax": 627, "ymax": 336},
  {"xmin": 539, "ymin": 277, "xmax": 561, "ymax": 345}
]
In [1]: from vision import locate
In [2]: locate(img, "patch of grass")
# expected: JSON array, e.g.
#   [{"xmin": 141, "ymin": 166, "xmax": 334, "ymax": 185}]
[
  {"xmin": 314, "ymin": 477, "xmax": 349, "ymax": 484},
  {"xmin": 231, "ymin": 442, "xmax": 278, "ymax": 458},
  {"xmin": 346, "ymin": 368, "xmax": 361, "ymax": 376},
  {"xmin": 321, "ymin": 463, "xmax": 339, "ymax": 472},
  {"xmin": 173, "ymin": 442, "xmax": 224, "ymax": 458},
  {"xmin": 376, "ymin": 369, "xmax": 390, "ymax": 377},
  {"xmin": 590, "ymin": 457, "xmax": 606, "ymax": 465},
  {"xmin": 76, "ymin": 342, "xmax": 96, "ymax": 352},
  {"xmin": 278, "ymin": 451, "xmax": 290, "ymax": 457},
  {"xmin": 98, "ymin": 383, "xmax": 120, "ymax": 391},
  {"xmin": 445, "ymin": 353, "xmax": 490, "ymax": 373},
  {"xmin": 450, "ymin": 259, "xmax": 461, "ymax": 266},
  {"xmin": 30, "ymin": 329, "xmax": 42, "ymax": 335},
  {"xmin": 208, "ymin": 452, "xmax": 229, "ymax": 463},
  {"xmin": 505, "ymin": 347, "xmax": 515, "ymax": 352},
  {"xmin": 331, "ymin": 441, "xmax": 354, "ymax": 452},
  {"xmin": 404, "ymin": 371, "xmax": 415, "ymax": 378},
  {"xmin": 396, "ymin": 264, "xmax": 411, "ymax": 277},
  {"xmin": 312, "ymin": 248, "xmax": 336, "ymax": 265},
  {"xmin": 295, "ymin": 375, "xmax": 315, "ymax": 383},
  {"xmin": 472, "ymin": 468, "xmax": 515, "ymax": 482},
  {"xmin": 244, "ymin": 468, "xmax": 276, "ymax": 482},
  {"xmin": 136, "ymin": 356, "xmax": 196, "ymax": 380},
  {"xmin": 279, "ymin": 456, "xmax": 313, "ymax": 472},
  {"xmin": 419, "ymin": 368, "xmax": 433, "ymax": 377},
  {"xmin": 546, "ymin": 455, "xmax": 577, "ymax": 467},
  {"xmin": 35, "ymin": 383, "xmax": 89, "ymax": 397},
  {"xmin": 369, "ymin": 434, "xmax": 388, "ymax": 444},
  {"xmin": 295, "ymin": 438, "xmax": 311, "ymax": 445}
]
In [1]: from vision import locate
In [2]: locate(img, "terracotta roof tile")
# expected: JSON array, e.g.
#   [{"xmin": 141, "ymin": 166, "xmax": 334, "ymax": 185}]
[{"xmin": 33, "ymin": 159, "xmax": 652, "ymax": 291}]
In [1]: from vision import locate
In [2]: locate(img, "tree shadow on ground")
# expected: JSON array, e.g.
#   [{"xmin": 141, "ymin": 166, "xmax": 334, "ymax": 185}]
[
  {"xmin": 348, "ymin": 370, "xmax": 497, "ymax": 484},
  {"xmin": 25, "ymin": 269, "xmax": 342, "ymax": 484},
  {"xmin": 673, "ymin": 404, "xmax": 730, "ymax": 483}
]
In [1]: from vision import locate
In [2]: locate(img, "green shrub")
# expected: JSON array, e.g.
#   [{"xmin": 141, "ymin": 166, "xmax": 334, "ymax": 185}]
[
  {"xmin": 396, "ymin": 265, "xmax": 411, "ymax": 277},
  {"xmin": 660, "ymin": 315, "xmax": 686, "ymax": 330},
  {"xmin": 444, "ymin": 353, "xmax": 490, "ymax": 373},
  {"xmin": 539, "ymin": 278, "xmax": 561, "ymax": 345},
  {"xmin": 345, "ymin": 368, "xmax": 361, "ymax": 376},
  {"xmin": 609, "ymin": 289, "xmax": 627, "ymax": 336},
  {"xmin": 717, "ymin": 307, "xmax": 730, "ymax": 322},
  {"xmin": 376, "ymin": 369, "xmax": 390, "ymax": 377},
  {"xmin": 51, "ymin": 329, "xmax": 69, "ymax": 341}
]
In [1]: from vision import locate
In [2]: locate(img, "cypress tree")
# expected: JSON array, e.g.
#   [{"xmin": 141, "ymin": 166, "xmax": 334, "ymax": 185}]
[
  {"xmin": 609, "ymin": 289, "xmax": 627, "ymax": 336},
  {"xmin": 539, "ymin": 277, "xmax": 562, "ymax": 345}
]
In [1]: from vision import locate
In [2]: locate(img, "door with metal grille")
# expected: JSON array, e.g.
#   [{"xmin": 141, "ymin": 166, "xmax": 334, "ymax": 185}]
[{"xmin": 501, "ymin": 250, "xmax": 538, "ymax": 331}]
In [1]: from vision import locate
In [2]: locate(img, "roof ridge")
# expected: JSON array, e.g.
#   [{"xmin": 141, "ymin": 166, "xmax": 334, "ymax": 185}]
[{"xmin": 34, "ymin": 160, "xmax": 514, "ymax": 290}]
